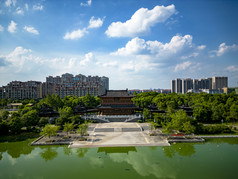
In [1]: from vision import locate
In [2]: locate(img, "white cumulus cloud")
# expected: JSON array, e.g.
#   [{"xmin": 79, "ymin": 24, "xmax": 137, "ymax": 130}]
[
  {"xmin": 210, "ymin": 43, "xmax": 238, "ymax": 57},
  {"xmin": 5, "ymin": 0, "xmax": 16, "ymax": 7},
  {"xmin": 181, "ymin": 52, "xmax": 199, "ymax": 60},
  {"xmin": 63, "ymin": 28, "xmax": 88, "ymax": 40},
  {"xmin": 111, "ymin": 37, "xmax": 147, "ymax": 56},
  {"xmin": 88, "ymin": 16, "xmax": 104, "ymax": 29},
  {"xmin": 105, "ymin": 4, "xmax": 176, "ymax": 37},
  {"xmin": 33, "ymin": 4, "xmax": 44, "ymax": 11},
  {"xmin": 16, "ymin": 7, "xmax": 24, "ymax": 15},
  {"xmin": 5, "ymin": 46, "xmax": 32, "ymax": 69},
  {"xmin": 8, "ymin": 20, "xmax": 17, "ymax": 33},
  {"xmin": 24, "ymin": 26, "xmax": 39, "ymax": 35},
  {"xmin": 197, "ymin": 45, "xmax": 206, "ymax": 50},
  {"xmin": 216, "ymin": 43, "xmax": 238, "ymax": 56},
  {"xmin": 112, "ymin": 34, "xmax": 193, "ymax": 58},
  {"xmin": 80, "ymin": 0, "xmax": 92, "ymax": 7},
  {"xmin": 79, "ymin": 52, "xmax": 94, "ymax": 66},
  {"xmin": 174, "ymin": 61, "xmax": 192, "ymax": 72}
]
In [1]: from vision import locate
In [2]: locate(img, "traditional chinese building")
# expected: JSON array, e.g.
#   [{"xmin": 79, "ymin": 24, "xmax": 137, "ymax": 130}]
[{"xmin": 98, "ymin": 90, "xmax": 138, "ymax": 115}]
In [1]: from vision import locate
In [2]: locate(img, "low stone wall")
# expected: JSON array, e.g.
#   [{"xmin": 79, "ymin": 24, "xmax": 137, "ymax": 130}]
[
  {"xmin": 199, "ymin": 135, "xmax": 238, "ymax": 138},
  {"xmin": 31, "ymin": 135, "xmax": 45, "ymax": 145},
  {"xmin": 31, "ymin": 133, "xmax": 78, "ymax": 146},
  {"xmin": 31, "ymin": 141, "xmax": 72, "ymax": 146},
  {"xmin": 168, "ymin": 138, "xmax": 205, "ymax": 143}
]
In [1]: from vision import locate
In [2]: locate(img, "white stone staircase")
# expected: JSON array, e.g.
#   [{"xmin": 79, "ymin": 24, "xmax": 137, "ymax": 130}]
[{"xmin": 82, "ymin": 114, "xmax": 143, "ymax": 122}]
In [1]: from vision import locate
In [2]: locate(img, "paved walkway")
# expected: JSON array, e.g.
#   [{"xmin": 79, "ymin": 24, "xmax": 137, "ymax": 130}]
[{"xmin": 69, "ymin": 122, "xmax": 170, "ymax": 148}]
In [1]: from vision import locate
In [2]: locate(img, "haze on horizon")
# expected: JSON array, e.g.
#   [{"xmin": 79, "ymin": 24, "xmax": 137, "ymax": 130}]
[{"xmin": 0, "ymin": 0, "xmax": 238, "ymax": 90}]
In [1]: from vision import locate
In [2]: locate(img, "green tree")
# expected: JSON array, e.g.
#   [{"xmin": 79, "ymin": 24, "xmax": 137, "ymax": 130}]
[
  {"xmin": 59, "ymin": 106, "xmax": 73, "ymax": 119},
  {"xmin": 39, "ymin": 117, "xmax": 49, "ymax": 127},
  {"xmin": 68, "ymin": 115, "xmax": 82, "ymax": 125},
  {"xmin": 8, "ymin": 116, "xmax": 23, "ymax": 134},
  {"xmin": 0, "ymin": 120, "xmax": 9, "ymax": 135},
  {"xmin": 19, "ymin": 105, "xmax": 32, "ymax": 116},
  {"xmin": 212, "ymin": 104, "xmax": 226, "ymax": 122},
  {"xmin": 230, "ymin": 104, "xmax": 238, "ymax": 121},
  {"xmin": 0, "ymin": 99, "xmax": 7, "ymax": 107},
  {"xmin": 63, "ymin": 122, "xmax": 74, "ymax": 136},
  {"xmin": 149, "ymin": 122, "xmax": 158, "ymax": 133},
  {"xmin": 40, "ymin": 124, "xmax": 59, "ymax": 138},
  {"xmin": 57, "ymin": 106, "xmax": 74, "ymax": 126},
  {"xmin": 143, "ymin": 108, "xmax": 150, "ymax": 120},
  {"xmin": 21, "ymin": 109, "xmax": 39, "ymax": 128},
  {"xmin": 166, "ymin": 100, "xmax": 177, "ymax": 110},
  {"xmin": 183, "ymin": 121, "xmax": 195, "ymax": 134},
  {"xmin": 82, "ymin": 93, "xmax": 100, "ymax": 108},
  {"xmin": 1, "ymin": 110, "xmax": 9, "ymax": 120},
  {"xmin": 153, "ymin": 113, "xmax": 163, "ymax": 125},
  {"xmin": 43, "ymin": 94, "xmax": 63, "ymax": 110},
  {"xmin": 77, "ymin": 122, "xmax": 88, "ymax": 137},
  {"xmin": 193, "ymin": 104, "xmax": 212, "ymax": 123},
  {"xmin": 163, "ymin": 110, "xmax": 195, "ymax": 134}
]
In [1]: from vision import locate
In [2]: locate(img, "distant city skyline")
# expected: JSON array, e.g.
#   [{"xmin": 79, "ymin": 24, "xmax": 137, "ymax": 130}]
[
  {"xmin": 0, "ymin": 0, "xmax": 238, "ymax": 89},
  {"xmin": 171, "ymin": 76, "xmax": 228, "ymax": 94},
  {"xmin": 0, "ymin": 73, "xmax": 109, "ymax": 99}
]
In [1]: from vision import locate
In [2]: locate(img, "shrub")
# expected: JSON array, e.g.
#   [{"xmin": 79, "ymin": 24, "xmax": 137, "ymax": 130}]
[{"xmin": 195, "ymin": 124, "xmax": 232, "ymax": 134}]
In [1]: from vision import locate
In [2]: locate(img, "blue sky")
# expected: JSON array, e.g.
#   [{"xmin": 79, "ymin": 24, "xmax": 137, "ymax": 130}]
[{"xmin": 0, "ymin": 0, "xmax": 238, "ymax": 89}]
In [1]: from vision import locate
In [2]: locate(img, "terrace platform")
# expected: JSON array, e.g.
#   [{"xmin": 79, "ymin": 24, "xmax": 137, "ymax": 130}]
[{"xmin": 69, "ymin": 122, "xmax": 170, "ymax": 148}]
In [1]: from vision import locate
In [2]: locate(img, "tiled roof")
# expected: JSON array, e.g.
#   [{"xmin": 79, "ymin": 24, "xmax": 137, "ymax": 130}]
[{"xmin": 100, "ymin": 90, "xmax": 133, "ymax": 97}]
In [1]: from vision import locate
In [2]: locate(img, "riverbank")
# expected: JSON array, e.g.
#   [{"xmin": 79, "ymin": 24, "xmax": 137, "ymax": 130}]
[
  {"xmin": 29, "ymin": 122, "xmax": 238, "ymax": 148},
  {"xmin": 2, "ymin": 123, "xmax": 238, "ymax": 147},
  {"xmin": 0, "ymin": 132, "xmax": 40, "ymax": 142},
  {"xmin": 31, "ymin": 123, "xmax": 170, "ymax": 147}
]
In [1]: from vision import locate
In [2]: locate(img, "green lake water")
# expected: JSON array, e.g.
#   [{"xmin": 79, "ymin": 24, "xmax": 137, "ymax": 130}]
[{"xmin": 0, "ymin": 138, "xmax": 238, "ymax": 179}]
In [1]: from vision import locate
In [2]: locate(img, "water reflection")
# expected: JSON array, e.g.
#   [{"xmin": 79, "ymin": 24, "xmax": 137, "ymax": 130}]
[
  {"xmin": 76, "ymin": 148, "xmax": 88, "ymax": 158},
  {"xmin": 97, "ymin": 147, "xmax": 137, "ymax": 154},
  {"xmin": 107, "ymin": 147, "xmax": 176, "ymax": 178},
  {"xmin": 0, "ymin": 140, "xmax": 33, "ymax": 159},
  {"xmin": 206, "ymin": 138, "xmax": 238, "ymax": 145},
  {"xmin": 63, "ymin": 146, "xmax": 72, "ymax": 156},
  {"xmin": 40, "ymin": 147, "xmax": 58, "ymax": 161},
  {"xmin": 0, "ymin": 138, "xmax": 237, "ymax": 179},
  {"xmin": 163, "ymin": 143, "xmax": 196, "ymax": 158}
]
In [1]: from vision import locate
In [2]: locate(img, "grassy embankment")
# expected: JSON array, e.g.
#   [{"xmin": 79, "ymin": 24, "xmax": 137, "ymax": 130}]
[{"xmin": 0, "ymin": 132, "xmax": 40, "ymax": 142}]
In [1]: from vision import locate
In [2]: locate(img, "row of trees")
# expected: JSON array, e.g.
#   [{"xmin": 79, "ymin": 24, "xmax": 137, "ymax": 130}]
[
  {"xmin": 134, "ymin": 92, "xmax": 238, "ymax": 134},
  {"xmin": 0, "ymin": 94, "xmax": 100, "ymax": 136},
  {"xmin": 40, "ymin": 122, "xmax": 89, "ymax": 139}
]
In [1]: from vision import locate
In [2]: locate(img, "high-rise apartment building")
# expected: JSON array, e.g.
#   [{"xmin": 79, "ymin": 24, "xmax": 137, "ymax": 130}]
[
  {"xmin": 42, "ymin": 73, "xmax": 108, "ymax": 98},
  {"xmin": 0, "ymin": 73, "xmax": 109, "ymax": 99},
  {"xmin": 193, "ymin": 79, "xmax": 199, "ymax": 90},
  {"xmin": 171, "ymin": 80, "xmax": 175, "ymax": 93},
  {"xmin": 212, "ymin": 77, "xmax": 228, "ymax": 90},
  {"xmin": 0, "ymin": 81, "xmax": 42, "ymax": 100},
  {"xmin": 101, "ymin": 76, "xmax": 109, "ymax": 91},
  {"xmin": 198, "ymin": 78, "xmax": 212, "ymax": 90},
  {"xmin": 175, "ymin": 78, "xmax": 182, "ymax": 94},
  {"xmin": 182, "ymin": 78, "xmax": 193, "ymax": 94},
  {"xmin": 171, "ymin": 79, "xmax": 182, "ymax": 93},
  {"xmin": 171, "ymin": 76, "xmax": 228, "ymax": 94}
]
